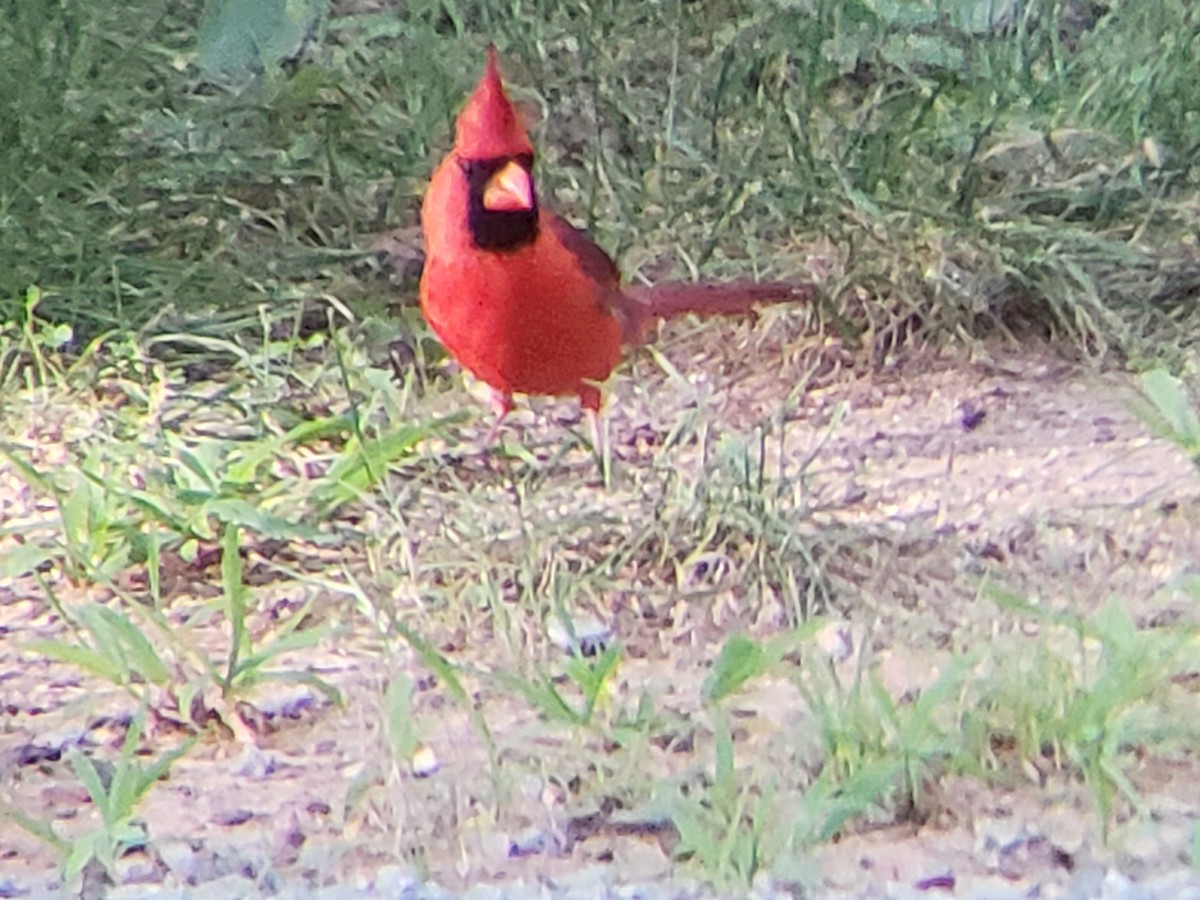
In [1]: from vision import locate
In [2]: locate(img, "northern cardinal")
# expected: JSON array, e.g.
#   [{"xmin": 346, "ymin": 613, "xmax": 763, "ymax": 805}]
[{"xmin": 420, "ymin": 47, "xmax": 814, "ymax": 436}]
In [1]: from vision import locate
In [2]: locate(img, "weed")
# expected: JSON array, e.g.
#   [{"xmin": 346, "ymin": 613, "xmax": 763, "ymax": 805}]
[
  {"xmin": 980, "ymin": 591, "xmax": 1198, "ymax": 833},
  {"xmin": 666, "ymin": 711, "xmax": 777, "ymax": 890},
  {"xmin": 61, "ymin": 712, "xmax": 195, "ymax": 884},
  {"xmin": 4, "ymin": 710, "xmax": 195, "ymax": 886},
  {"xmin": 665, "ymin": 587, "xmax": 1199, "ymax": 885},
  {"xmin": 1134, "ymin": 368, "xmax": 1200, "ymax": 471},
  {"xmin": 502, "ymin": 644, "xmax": 623, "ymax": 730},
  {"xmin": 27, "ymin": 590, "xmax": 171, "ymax": 695}
]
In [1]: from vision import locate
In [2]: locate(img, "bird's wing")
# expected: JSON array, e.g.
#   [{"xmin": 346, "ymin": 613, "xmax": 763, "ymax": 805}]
[{"xmin": 542, "ymin": 213, "xmax": 651, "ymax": 341}]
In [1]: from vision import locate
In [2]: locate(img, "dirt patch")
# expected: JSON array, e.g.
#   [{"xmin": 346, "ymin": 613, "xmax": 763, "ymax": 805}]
[{"xmin": 1, "ymin": 339, "xmax": 1198, "ymax": 896}]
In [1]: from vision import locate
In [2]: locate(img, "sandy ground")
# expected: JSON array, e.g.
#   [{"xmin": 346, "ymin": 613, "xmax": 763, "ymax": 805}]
[{"xmin": 2, "ymin": 331, "xmax": 1198, "ymax": 897}]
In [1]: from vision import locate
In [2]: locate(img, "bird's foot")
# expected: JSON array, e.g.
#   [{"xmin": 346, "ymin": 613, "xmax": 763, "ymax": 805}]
[{"xmin": 484, "ymin": 390, "xmax": 515, "ymax": 445}]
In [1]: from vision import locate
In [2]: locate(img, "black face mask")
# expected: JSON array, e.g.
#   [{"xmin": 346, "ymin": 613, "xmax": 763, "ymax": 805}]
[{"xmin": 462, "ymin": 153, "xmax": 539, "ymax": 252}]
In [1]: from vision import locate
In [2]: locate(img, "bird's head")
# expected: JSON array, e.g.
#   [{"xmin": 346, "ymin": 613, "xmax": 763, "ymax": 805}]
[{"xmin": 454, "ymin": 46, "xmax": 538, "ymax": 250}]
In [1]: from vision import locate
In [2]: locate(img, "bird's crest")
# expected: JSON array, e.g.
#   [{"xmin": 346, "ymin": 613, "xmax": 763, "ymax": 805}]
[{"xmin": 455, "ymin": 46, "xmax": 534, "ymax": 160}]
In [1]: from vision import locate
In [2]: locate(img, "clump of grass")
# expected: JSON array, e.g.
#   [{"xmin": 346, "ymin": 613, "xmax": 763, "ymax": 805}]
[
  {"xmin": 976, "ymin": 591, "xmax": 1199, "ymax": 831},
  {"xmin": 479, "ymin": 0, "xmax": 1200, "ymax": 359},
  {"xmin": 2, "ymin": 710, "xmax": 196, "ymax": 891},
  {"xmin": 662, "ymin": 585, "xmax": 1199, "ymax": 888},
  {"xmin": 0, "ymin": 290, "xmax": 460, "ymax": 886},
  {"xmin": 1134, "ymin": 367, "xmax": 1200, "ymax": 471},
  {"xmin": 4, "ymin": 0, "xmax": 1196, "ymax": 362},
  {"xmin": 0, "ymin": 292, "xmax": 448, "ymax": 728},
  {"xmin": 0, "ymin": 0, "xmax": 449, "ymax": 333}
]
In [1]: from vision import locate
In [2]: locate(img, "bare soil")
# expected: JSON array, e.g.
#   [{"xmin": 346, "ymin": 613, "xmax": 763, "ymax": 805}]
[{"xmin": 2, "ymin": 332, "xmax": 1198, "ymax": 897}]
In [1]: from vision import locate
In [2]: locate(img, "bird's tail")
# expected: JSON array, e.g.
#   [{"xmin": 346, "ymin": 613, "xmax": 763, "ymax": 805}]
[{"xmin": 617, "ymin": 281, "xmax": 816, "ymax": 343}]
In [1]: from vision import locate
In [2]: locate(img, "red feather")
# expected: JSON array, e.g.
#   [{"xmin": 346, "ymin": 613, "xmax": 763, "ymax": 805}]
[{"xmin": 420, "ymin": 47, "xmax": 815, "ymax": 425}]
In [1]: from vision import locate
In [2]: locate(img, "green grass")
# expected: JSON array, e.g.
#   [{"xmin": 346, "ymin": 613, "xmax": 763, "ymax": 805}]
[
  {"xmin": 655, "ymin": 586, "xmax": 1200, "ymax": 886},
  {"xmin": 2, "ymin": 0, "xmax": 1197, "ymax": 357}
]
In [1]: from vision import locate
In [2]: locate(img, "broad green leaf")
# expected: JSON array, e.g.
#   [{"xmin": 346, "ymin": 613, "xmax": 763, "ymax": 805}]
[
  {"xmin": 89, "ymin": 606, "xmax": 171, "ymax": 686},
  {"xmin": 0, "ymin": 797, "xmax": 67, "ymax": 854},
  {"xmin": 126, "ymin": 490, "xmax": 184, "ymax": 530},
  {"xmin": 68, "ymin": 751, "xmax": 111, "ymax": 822},
  {"xmin": 384, "ymin": 674, "xmax": 419, "ymax": 760},
  {"xmin": 202, "ymin": 498, "xmax": 330, "ymax": 542},
  {"xmin": 26, "ymin": 640, "xmax": 125, "ymax": 685},
  {"xmin": 141, "ymin": 737, "xmax": 200, "ymax": 787},
  {"xmin": 60, "ymin": 477, "xmax": 93, "ymax": 551},
  {"xmin": 199, "ymin": 0, "xmax": 327, "ymax": 78},
  {"xmin": 224, "ymin": 414, "xmax": 350, "ymax": 485},
  {"xmin": 317, "ymin": 424, "xmax": 432, "ymax": 509},
  {"xmin": 0, "ymin": 540, "xmax": 57, "ymax": 579},
  {"xmin": 231, "ymin": 624, "xmax": 328, "ymax": 685},
  {"xmin": 705, "ymin": 634, "xmax": 771, "ymax": 702},
  {"xmin": 498, "ymin": 671, "xmax": 581, "ymax": 726},
  {"xmin": 106, "ymin": 714, "xmax": 147, "ymax": 822},
  {"xmin": 176, "ymin": 443, "xmax": 222, "ymax": 494},
  {"xmin": 221, "ymin": 524, "xmax": 250, "ymax": 686},
  {"xmin": 394, "ymin": 621, "xmax": 494, "ymax": 750},
  {"xmin": 63, "ymin": 830, "xmax": 103, "ymax": 882},
  {"xmin": 1141, "ymin": 369, "xmax": 1200, "ymax": 454},
  {"xmin": 564, "ymin": 645, "xmax": 622, "ymax": 713},
  {"xmin": 817, "ymin": 759, "xmax": 902, "ymax": 841}
]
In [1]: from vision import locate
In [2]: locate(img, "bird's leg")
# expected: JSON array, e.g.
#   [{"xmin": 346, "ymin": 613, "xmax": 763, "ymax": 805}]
[
  {"xmin": 580, "ymin": 381, "xmax": 612, "ymax": 487},
  {"xmin": 485, "ymin": 390, "xmax": 515, "ymax": 445},
  {"xmin": 587, "ymin": 407, "xmax": 612, "ymax": 489}
]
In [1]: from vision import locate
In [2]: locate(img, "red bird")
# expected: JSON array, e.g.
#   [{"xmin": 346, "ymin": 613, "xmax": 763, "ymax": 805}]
[{"xmin": 420, "ymin": 47, "xmax": 813, "ymax": 436}]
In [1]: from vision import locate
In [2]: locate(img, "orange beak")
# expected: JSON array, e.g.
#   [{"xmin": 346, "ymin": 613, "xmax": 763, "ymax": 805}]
[{"xmin": 482, "ymin": 160, "xmax": 534, "ymax": 212}]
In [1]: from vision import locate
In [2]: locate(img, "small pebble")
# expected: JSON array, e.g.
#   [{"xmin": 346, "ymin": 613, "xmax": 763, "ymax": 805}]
[
  {"xmin": 374, "ymin": 864, "xmax": 419, "ymax": 895},
  {"xmin": 410, "ymin": 743, "xmax": 440, "ymax": 778},
  {"xmin": 547, "ymin": 615, "xmax": 612, "ymax": 656}
]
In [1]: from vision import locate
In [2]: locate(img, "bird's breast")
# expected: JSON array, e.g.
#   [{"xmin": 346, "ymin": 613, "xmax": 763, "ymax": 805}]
[{"xmin": 420, "ymin": 226, "xmax": 622, "ymax": 401}]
